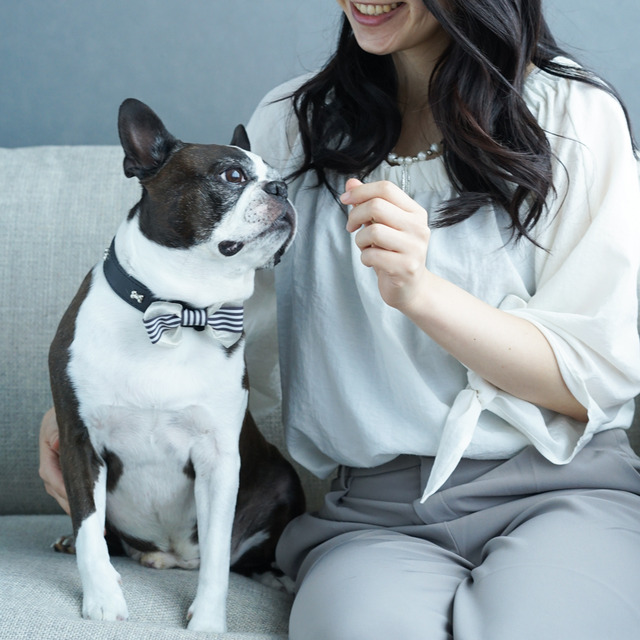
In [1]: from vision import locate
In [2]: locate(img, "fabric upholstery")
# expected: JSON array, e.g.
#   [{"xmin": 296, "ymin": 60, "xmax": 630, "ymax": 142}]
[{"xmin": 0, "ymin": 515, "xmax": 292, "ymax": 639}]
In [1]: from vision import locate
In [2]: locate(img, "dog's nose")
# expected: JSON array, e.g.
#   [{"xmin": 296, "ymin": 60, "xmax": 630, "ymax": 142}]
[{"xmin": 264, "ymin": 180, "xmax": 288, "ymax": 199}]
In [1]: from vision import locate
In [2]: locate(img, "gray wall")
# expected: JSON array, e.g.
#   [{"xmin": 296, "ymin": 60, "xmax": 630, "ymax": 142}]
[
  {"xmin": 0, "ymin": 1, "xmax": 341, "ymax": 147},
  {"xmin": 0, "ymin": 0, "xmax": 638, "ymax": 148},
  {"xmin": 546, "ymin": 0, "xmax": 639, "ymax": 131}
]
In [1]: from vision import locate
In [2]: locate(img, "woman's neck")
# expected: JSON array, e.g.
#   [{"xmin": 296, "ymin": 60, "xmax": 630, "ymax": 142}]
[
  {"xmin": 393, "ymin": 72, "xmax": 441, "ymax": 158},
  {"xmin": 391, "ymin": 35, "xmax": 449, "ymax": 156}
]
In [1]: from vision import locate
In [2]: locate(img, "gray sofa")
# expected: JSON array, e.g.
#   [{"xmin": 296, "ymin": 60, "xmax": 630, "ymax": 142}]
[{"xmin": 1, "ymin": 145, "xmax": 639, "ymax": 639}]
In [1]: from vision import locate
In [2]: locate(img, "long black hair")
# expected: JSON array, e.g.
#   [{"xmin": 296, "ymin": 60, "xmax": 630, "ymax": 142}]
[{"xmin": 288, "ymin": 0, "xmax": 635, "ymax": 242}]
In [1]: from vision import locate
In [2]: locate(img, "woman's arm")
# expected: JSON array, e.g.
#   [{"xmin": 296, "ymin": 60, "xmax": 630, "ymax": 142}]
[
  {"xmin": 39, "ymin": 408, "xmax": 70, "ymax": 515},
  {"xmin": 343, "ymin": 177, "xmax": 588, "ymax": 422}
]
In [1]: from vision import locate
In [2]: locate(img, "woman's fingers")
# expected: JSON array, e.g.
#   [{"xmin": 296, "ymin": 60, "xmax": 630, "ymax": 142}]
[{"xmin": 342, "ymin": 178, "xmax": 427, "ymax": 232}]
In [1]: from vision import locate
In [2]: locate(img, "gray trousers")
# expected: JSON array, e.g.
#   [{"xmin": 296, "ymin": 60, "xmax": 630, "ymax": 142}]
[{"xmin": 276, "ymin": 429, "xmax": 640, "ymax": 640}]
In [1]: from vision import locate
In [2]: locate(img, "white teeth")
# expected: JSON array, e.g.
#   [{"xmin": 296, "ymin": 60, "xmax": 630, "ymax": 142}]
[{"xmin": 354, "ymin": 2, "xmax": 400, "ymax": 16}]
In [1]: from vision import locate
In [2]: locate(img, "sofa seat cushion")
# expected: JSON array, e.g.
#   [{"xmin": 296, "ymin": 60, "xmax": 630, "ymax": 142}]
[{"xmin": 0, "ymin": 515, "xmax": 292, "ymax": 639}]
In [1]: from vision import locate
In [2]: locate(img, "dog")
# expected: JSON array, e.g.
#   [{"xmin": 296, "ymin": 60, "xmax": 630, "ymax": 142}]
[{"xmin": 48, "ymin": 98, "xmax": 304, "ymax": 633}]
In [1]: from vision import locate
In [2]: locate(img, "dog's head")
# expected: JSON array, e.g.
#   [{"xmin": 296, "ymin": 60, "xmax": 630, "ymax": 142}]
[{"xmin": 117, "ymin": 98, "xmax": 295, "ymax": 270}]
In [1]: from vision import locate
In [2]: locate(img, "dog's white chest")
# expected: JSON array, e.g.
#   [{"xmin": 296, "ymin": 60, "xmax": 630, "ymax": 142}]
[{"xmin": 69, "ymin": 267, "xmax": 247, "ymax": 417}]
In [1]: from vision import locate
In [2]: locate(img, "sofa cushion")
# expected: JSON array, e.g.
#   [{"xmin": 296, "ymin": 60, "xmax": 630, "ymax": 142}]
[{"xmin": 0, "ymin": 514, "xmax": 292, "ymax": 639}]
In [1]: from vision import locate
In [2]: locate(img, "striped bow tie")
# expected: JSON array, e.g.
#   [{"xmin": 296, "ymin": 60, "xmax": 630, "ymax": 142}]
[{"xmin": 143, "ymin": 301, "xmax": 244, "ymax": 348}]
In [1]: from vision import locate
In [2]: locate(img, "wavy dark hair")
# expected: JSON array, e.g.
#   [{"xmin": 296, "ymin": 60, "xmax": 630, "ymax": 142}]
[{"xmin": 288, "ymin": 0, "xmax": 635, "ymax": 242}]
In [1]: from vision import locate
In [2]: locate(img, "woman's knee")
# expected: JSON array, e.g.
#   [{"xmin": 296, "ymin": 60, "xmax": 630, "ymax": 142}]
[
  {"xmin": 288, "ymin": 535, "xmax": 398, "ymax": 640},
  {"xmin": 289, "ymin": 530, "xmax": 465, "ymax": 640},
  {"xmin": 289, "ymin": 563, "xmax": 422, "ymax": 640},
  {"xmin": 453, "ymin": 491, "xmax": 640, "ymax": 640}
]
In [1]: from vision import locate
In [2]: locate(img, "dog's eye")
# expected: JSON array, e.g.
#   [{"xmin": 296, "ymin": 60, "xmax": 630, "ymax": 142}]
[{"xmin": 220, "ymin": 168, "xmax": 247, "ymax": 184}]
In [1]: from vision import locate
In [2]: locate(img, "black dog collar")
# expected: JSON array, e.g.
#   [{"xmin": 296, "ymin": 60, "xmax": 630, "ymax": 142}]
[{"xmin": 102, "ymin": 239, "xmax": 161, "ymax": 312}]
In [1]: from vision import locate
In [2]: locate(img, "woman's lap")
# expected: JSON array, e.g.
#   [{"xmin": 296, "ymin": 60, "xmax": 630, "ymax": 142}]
[
  {"xmin": 281, "ymin": 430, "xmax": 640, "ymax": 639},
  {"xmin": 289, "ymin": 491, "xmax": 640, "ymax": 640}
]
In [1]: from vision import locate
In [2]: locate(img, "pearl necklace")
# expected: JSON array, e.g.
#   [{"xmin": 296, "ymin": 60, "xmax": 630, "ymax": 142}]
[{"xmin": 386, "ymin": 142, "xmax": 443, "ymax": 195}]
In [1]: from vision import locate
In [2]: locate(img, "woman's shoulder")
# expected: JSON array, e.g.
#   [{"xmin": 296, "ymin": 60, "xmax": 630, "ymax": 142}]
[
  {"xmin": 524, "ymin": 57, "xmax": 630, "ymax": 140},
  {"xmin": 526, "ymin": 60, "xmax": 639, "ymax": 251}
]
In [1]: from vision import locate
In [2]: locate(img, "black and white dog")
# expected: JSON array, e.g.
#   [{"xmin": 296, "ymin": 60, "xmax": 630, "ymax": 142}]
[{"xmin": 48, "ymin": 99, "xmax": 304, "ymax": 633}]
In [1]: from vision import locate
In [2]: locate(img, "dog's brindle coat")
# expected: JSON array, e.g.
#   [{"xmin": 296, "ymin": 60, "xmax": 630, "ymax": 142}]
[{"xmin": 48, "ymin": 99, "xmax": 304, "ymax": 633}]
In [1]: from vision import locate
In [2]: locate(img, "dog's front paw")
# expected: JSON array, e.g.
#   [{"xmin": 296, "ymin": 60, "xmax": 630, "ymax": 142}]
[
  {"xmin": 186, "ymin": 599, "xmax": 226, "ymax": 633},
  {"xmin": 83, "ymin": 592, "xmax": 129, "ymax": 621},
  {"xmin": 82, "ymin": 570, "xmax": 128, "ymax": 621},
  {"xmin": 83, "ymin": 588, "xmax": 129, "ymax": 622}
]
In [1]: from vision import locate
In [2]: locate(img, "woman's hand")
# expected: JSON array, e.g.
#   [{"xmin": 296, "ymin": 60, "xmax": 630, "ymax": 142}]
[
  {"xmin": 343, "ymin": 178, "xmax": 431, "ymax": 312},
  {"xmin": 39, "ymin": 408, "xmax": 70, "ymax": 515}
]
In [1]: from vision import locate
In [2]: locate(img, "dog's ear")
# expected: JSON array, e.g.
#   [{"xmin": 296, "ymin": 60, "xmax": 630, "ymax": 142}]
[
  {"xmin": 230, "ymin": 124, "xmax": 251, "ymax": 152},
  {"xmin": 118, "ymin": 99, "xmax": 180, "ymax": 180}
]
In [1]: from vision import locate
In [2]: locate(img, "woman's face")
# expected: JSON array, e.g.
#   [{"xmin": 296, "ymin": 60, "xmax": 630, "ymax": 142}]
[{"xmin": 335, "ymin": 1, "xmax": 447, "ymax": 59}]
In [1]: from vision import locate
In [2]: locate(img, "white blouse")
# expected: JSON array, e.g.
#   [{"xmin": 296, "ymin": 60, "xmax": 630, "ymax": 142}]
[{"xmin": 245, "ymin": 61, "xmax": 640, "ymax": 502}]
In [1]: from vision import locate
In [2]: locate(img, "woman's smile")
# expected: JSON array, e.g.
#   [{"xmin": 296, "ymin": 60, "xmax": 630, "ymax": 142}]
[{"xmin": 351, "ymin": 2, "xmax": 405, "ymax": 24}]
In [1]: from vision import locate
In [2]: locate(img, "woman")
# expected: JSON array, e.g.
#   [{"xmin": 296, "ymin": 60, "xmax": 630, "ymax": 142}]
[{"xmin": 42, "ymin": 1, "xmax": 640, "ymax": 638}]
